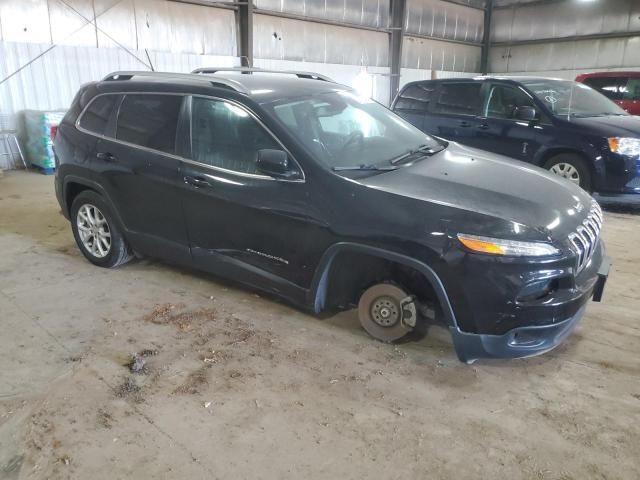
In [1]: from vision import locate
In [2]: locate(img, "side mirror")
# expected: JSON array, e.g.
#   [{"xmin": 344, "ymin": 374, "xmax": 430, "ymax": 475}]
[
  {"xmin": 515, "ymin": 105, "xmax": 537, "ymax": 122},
  {"xmin": 256, "ymin": 149, "xmax": 300, "ymax": 179}
]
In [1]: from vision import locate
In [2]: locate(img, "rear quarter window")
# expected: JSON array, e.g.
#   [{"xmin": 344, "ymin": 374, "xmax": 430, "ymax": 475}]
[
  {"xmin": 77, "ymin": 94, "xmax": 120, "ymax": 135},
  {"xmin": 395, "ymin": 84, "xmax": 435, "ymax": 112}
]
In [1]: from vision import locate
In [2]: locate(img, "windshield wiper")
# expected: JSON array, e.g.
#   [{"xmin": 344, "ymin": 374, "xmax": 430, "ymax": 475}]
[
  {"xmin": 390, "ymin": 144, "xmax": 443, "ymax": 165},
  {"xmin": 332, "ymin": 164, "xmax": 398, "ymax": 172}
]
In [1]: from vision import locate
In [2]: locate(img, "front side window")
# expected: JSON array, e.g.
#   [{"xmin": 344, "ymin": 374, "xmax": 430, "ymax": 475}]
[
  {"xmin": 78, "ymin": 95, "xmax": 119, "ymax": 135},
  {"xmin": 522, "ymin": 79, "xmax": 626, "ymax": 117},
  {"xmin": 116, "ymin": 94, "xmax": 183, "ymax": 154},
  {"xmin": 263, "ymin": 90, "xmax": 441, "ymax": 171},
  {"xmin": 190, "ymin": 97, "xmax": 282, "ymax": 175},
  {"xmin": 395, "ymin": 84, "xmax": 435, "ymax": 112},
  {"xmin": 432, "ymin": 83, "xmax": 483, "ymax": 116},
  {"xmin": 583, "ymin": 77, "xmax": 626, "ymax": 101},
  {"xmin": 486, "ymin": 85, "xmax": 534, "ymax": 119}
]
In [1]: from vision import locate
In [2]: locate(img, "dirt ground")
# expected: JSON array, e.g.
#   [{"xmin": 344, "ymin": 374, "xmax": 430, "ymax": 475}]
[{"xmin": 1, "ymin": 170, "xmax": 639, "ymax": 480}]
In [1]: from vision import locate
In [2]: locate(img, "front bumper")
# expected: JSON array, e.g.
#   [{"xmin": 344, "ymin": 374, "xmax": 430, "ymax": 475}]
[{"xmin": 449, "ymin": 255, "xmax": 610, "ymax": 363}]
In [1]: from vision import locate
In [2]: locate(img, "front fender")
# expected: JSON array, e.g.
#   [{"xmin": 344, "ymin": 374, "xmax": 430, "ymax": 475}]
[{"xmin": 307, "ymin": 242, "xmax": 458, "ymax": 329}]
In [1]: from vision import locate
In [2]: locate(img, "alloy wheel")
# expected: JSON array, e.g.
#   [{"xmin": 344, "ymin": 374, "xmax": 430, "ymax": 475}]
[{"xmin": 76, "ymin": 204, "xmax": 111, "ymax": 258}]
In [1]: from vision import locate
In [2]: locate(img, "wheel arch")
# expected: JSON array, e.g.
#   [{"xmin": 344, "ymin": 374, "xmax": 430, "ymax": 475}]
[
  {"xmin": 308, "ymin": 242, "xmax": 458, "ymax": 328},
  {"xmin": 63, "ymin": 176, "xmax": 127, "ymax": 231}
]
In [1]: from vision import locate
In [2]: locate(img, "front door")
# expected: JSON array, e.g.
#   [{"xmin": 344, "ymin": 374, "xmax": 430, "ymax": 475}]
[
  {"xmin": 179, "ymin": 96, "xmax": 327, "ymax": 301},
  {"xmin": 93, "ymin": 93, "xmax": 190, "ymax": 264},
  {"xmin": 473, "ymin": 83, "xmax": 550, "ymax": 163}
]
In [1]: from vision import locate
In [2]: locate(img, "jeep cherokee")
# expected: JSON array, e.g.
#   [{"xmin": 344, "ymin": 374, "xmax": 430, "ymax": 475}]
[{"xmin": 54, "ymin": 68, "xmax": 610, "ymax": 363}]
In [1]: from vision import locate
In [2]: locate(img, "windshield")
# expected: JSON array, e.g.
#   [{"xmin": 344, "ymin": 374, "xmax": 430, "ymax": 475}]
[
  {"xmin": 262, "ymin": 90, "xmax": 442, "ymax": 170},
  {"xmin": 521, "ymin": 79, "xmax": 627, "ymax": 117}
]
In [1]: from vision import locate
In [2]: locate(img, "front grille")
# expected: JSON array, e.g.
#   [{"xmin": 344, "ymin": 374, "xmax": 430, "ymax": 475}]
[{"xmin": 568, "ymin": 201, "xmax": 603, "ymax": 273}]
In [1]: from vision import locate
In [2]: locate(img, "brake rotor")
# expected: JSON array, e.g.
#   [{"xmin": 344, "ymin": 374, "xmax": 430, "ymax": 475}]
[{"xmin": 358, "ymin": 283, "xmax": 414, "ymax": 343}]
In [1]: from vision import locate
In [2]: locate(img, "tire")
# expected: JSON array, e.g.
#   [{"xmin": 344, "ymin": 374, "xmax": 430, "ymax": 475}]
[
  {"xmin": 544, "ymin": 154, "xmax": 592, "ymax": 192},
  {"xmin": 70, "ymin": 190, "xmax": 133, "ymax": 268},
  {"xmin": 358, "ymin": 283, "xmax": 413, "ymax": 343}
]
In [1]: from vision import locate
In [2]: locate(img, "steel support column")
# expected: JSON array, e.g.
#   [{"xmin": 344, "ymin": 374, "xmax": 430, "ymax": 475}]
[
  {"xmin": 480, "ymin": 0, "xmax": 492, "ymax": 75},
  {"xmin": 389, "ymin": 0, "xmax": 406, "ymax": 104},
  {"xmin": 237, "ymin": 0, "xmax": 253, "ymax": 67}
]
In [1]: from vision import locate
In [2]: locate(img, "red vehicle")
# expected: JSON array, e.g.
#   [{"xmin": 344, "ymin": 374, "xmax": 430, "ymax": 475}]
[{"xmin": 576, "ymin": 72, "xmax": 640, "ymax": 115}]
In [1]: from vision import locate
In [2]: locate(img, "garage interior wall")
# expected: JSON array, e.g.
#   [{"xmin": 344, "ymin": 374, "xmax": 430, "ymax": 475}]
[
  {"xmin": 489, "ymin": 0, "xmax": 640, "ymax": 79},
  {"xmin": 401, "ymin": 0, "xmax": 483, "ymax": 84}
]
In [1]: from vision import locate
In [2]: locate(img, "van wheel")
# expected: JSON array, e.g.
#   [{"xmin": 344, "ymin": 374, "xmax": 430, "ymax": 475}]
[
  {"xmin": 70, "ymin": 191, "xmax": 133, "ymax": 268},
  {"xmin": 544, "ymin": 154, "xmax": 592, "ymax": 192},
  {"xmin": 358, "ymin": 283, "xmax": 414, "ymax": 343}
]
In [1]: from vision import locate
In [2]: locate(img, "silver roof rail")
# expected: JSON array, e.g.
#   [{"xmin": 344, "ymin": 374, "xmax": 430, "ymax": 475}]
[
  {"xmin": 191, "ymin": 67, "xmax": 333, "ymax": 82},
  {"xmin": 101, "ymin": 71, "xmax": 249, "ymax": 94}
]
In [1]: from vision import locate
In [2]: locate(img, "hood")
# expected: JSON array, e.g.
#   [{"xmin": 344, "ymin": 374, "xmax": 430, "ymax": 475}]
[
  {"xmin": 566, "ymin": 114, "xmax": 640, "ymax": 137},
  {"xmin": 359, "ymin": 143, "xmax": 593, "ymax": 240}
]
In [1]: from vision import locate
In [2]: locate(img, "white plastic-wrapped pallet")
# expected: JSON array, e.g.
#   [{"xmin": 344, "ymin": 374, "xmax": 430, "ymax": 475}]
[{"xmin": 23, "ymin": 110, "xmax": 65, "ymax": 171}]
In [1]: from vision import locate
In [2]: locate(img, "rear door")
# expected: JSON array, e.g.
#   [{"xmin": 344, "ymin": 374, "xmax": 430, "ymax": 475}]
[
  {"xmin": 392, "ymin": 83, "xmax": 435, "ymax": 130},
  {"xmin": 92, "ymin": 93, "xmax": 190, "ymax": 264},
  {"xmin": 425, "ymin": 81, "xmax": 486, "ymax": 147},
  {"xmin": 473, "ymin": 83, "xmax": 550, "ymax": 162}
]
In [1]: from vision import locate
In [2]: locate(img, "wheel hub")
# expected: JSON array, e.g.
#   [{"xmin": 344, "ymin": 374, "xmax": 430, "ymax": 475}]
[
  {"xmin": 370, "ymin": 296, "xmax": 400, "ymax": 327},
  {"xmin": 77, "ymin": 203, "xmax": 111, "ymax": 258},
  {"xmin": 550, "ymin": 162, "xmax": 580, "ymax": 184}
]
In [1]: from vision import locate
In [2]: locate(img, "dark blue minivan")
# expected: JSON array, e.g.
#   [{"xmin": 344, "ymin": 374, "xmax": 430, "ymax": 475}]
[{"xmin": 391, "ymin": 77, "xmax": 640, "ymax": 205}]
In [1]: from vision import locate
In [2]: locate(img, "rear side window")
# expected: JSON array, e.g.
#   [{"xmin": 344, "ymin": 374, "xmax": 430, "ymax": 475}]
[
  {"xmin": 583, "ymin": 77, "xmax": 626, "ymax": 101},
  {"xmin": 190, "ymin": 97, "xmax": 281, "ymax": 175},
  {"xmin": 432, "ymin": 83, "xmax": 483, "ymax": 116},
  {"xmin": 78, "ymin": 95, "xmax": 119, "ymax": 135},
  {"xmin": 116, "ymin": 94, "xmax": 183, "ymax": 154},
  {"xmin": 395, "ymin": 84, "xmax": 435, "ymax": 112}
]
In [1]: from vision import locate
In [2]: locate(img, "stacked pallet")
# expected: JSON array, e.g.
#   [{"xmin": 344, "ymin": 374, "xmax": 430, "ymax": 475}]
[{"xmin": 24, "ymin": 110, "xmax": 65, "ymax": 174}]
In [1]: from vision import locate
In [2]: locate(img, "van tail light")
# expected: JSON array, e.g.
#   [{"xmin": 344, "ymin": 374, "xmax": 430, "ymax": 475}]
[{"xmin": 50, "ymin": 126, "xmax": 58, "ymax": 142}]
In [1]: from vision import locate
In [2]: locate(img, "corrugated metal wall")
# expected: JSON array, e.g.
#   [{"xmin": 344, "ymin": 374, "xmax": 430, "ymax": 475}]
[
  {"xmin": 489, "ymin": 0, "xmax": 640, "ymax": 77},
  {"xmin": 401, "ymin": 0, "xmax": 482, "ymax": 75}
]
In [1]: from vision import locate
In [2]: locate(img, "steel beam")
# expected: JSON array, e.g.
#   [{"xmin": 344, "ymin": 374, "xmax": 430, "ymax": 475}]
[
  {"xmin": 404, "ymin": 32, "xmax": 483, "ymax": 47},
  {"xmin": 480, "ymin": 0, "xmax": 492, "ymax": 74},
  {"xmin": 389, "ymin": 0, "xmax": 406, "ymax": 104},
  {"xmin": 491, "ymin": 30, "xmax": 640, "ymax": 47},
  {"xmin": 237, "ymin": 0, "xmax": 253, "ymax": 67}
]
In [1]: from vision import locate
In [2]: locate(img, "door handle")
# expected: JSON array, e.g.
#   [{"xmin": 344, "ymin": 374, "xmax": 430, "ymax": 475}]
[
  {"xmin": 96, "ymin": 152, "xmax": 116, "ymax": 162},
  {"xmin": 184, "ymin": 175, "xmax": 211, "ymax": 188},
  {"xmin": 458, "ymin": 121, "xmax": 472, "ymax": 127},
  {"xmin": 477, "ymin": 123, "xmax": 490, "ymax": 130}
]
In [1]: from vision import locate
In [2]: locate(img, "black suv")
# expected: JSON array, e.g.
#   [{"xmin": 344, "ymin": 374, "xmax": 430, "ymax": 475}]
[
  {"xmin": 392, "ymin": 77, "xmax": 640, "ymax": 205},
  {"xmin": 54, "ymin": 68, "xmax": 610, "ymax": 363}
]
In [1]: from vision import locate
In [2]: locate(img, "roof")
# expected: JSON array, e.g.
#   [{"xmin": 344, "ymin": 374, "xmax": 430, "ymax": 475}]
[
  {"xmin": 206, "ymin": 74, "xmax": 351, "ymax": 103},
  {"xmin": 401, "ymin": 75, "xmax": 571, "ymax": 88},
  {"xmin": 99, "ymin": 70, "xmax": 351, "ymax": 104}
]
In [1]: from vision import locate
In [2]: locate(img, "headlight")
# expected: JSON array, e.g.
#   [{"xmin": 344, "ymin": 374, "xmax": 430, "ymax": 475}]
[
  {"xmin": 457, "ymin": 234, "xmax": 560, "ymax": 257},
  {"xmin": 607, "ymin": 137, "xmax": 640, "ymax": 156}
]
